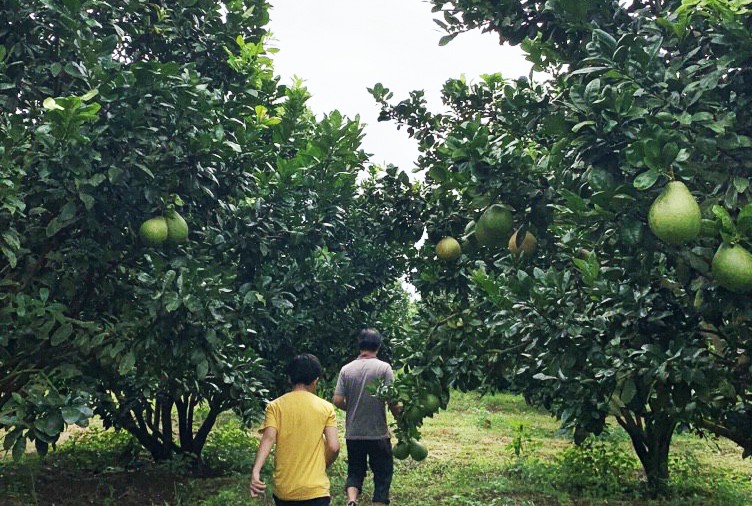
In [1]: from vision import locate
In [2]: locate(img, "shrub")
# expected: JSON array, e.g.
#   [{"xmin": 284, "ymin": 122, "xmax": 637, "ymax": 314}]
[
  {"xmin": 202, "ymin": 422, "xmax": 259, "ymax": 474},
  {"xmin": 56, "ymin": 428, "xmax": 142, "ymax": 471},
  {"xmin": 552, "ymin": 436, "xmax": 639, "ymax": 496}
]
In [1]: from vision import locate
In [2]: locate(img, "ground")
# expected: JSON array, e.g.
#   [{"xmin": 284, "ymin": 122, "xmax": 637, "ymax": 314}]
[{"xmin": 1, "ymin": 392, "xmax": 751, "ymax": 505}]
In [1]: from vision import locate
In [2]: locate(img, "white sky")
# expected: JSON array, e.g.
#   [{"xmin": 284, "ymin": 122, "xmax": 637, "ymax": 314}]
[{"xmin": 267, "ymin": 0, "xmax": 532, "ymax": 173}]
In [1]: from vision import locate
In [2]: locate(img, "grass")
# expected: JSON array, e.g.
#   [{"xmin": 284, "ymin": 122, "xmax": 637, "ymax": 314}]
[{"xmin": 1, "ymin": 392, "xmax": 751, "ymax": 505}]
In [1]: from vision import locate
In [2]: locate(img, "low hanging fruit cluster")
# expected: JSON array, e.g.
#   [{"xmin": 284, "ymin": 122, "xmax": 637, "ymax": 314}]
[
  {"xmin": 434, "ymin": 203, "xmax": 537, "ymax": 261},
  {"xmin": 139, "ymin": 209, "xmax": 189, "ymax": 246},
  {"xmin": 646, "ymin": 180, "xmax": 752, "ymax": 293},
  {"xmin": 393, "ymin": 392, "xmax": 442, "ymax": 462}
]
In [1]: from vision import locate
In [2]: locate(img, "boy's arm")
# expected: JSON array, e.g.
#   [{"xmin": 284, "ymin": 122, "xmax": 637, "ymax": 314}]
[
  {"xmin": 249, "ymin": 427, "xmax": 277, "ymax": 497},
  {"xmin": 323, "ymin": 425, "xmax": 340, "ymax": 467}
]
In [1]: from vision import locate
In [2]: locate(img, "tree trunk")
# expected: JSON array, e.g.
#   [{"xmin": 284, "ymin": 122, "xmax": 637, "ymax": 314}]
[{"xmin": 616, "ymin": 408, "xmax": 676, "ymax": 496}]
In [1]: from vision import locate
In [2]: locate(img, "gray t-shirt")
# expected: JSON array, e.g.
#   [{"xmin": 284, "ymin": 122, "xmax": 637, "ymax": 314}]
[{"xmin": 334, "ymin": 357, "xmax": 394, "ymax": 440}]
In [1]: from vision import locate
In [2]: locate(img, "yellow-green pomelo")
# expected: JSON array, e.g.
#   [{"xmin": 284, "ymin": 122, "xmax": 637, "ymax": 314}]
[
  {"xmin": 712, "ymin": 244, "xmax": 752, "ymax": 293},
  {"xmin": 647, "ymin": 181, "xmax": 701, "ymax": 245},
  {"xmin": 422, "ymin": 393, "xmax": 441, "ymax": 413},
  {"xmin": 508, "ymin": 230, "xmax": 537, "ymax": 256},
  {"xmin": 436, "ymin": 236, "xmax": 461, "ymax": 261},
  {"xmin": 393, "ymin": 441, "xmax": 410, "ymax": 460},
  {"xmin": 409, "ymin": 441, "xmax": 428, "ymax": 461},
  {"xmin": 165, "ymin": 209, "xmax": 189, "ymax": 243},
  {"xmin": 476, "ymin": 204, "xmax": 513, "ymax": 247},
  {"xmin": 139, "ymin": 217, "xmax": 168, "ymax": 246}
]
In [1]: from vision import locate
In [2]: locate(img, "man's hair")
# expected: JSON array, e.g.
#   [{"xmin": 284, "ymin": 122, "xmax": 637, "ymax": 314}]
[
  {"xmin": 358, "ymin": 328, "xmax": 382, "ymax": 352},
  {"xmin": 287, "ymin": 353, "xmax": 322, "ymax": 385}
]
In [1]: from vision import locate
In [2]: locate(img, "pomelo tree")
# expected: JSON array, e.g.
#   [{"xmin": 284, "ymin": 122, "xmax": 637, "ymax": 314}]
[
  {"xmin": 0, "ymin": 0, "xmax": 422, "ymax": 462},
  {"xmin": 374, "ymin": 0, "xmax": 752, "ymax": 492}
]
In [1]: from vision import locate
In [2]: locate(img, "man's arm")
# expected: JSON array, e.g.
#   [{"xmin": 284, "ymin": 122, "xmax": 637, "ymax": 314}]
[
  {"xmin": 323, "ymin": 425, "xmax": 340, "ymax": 466},
  {"xmin": 332, "ymin": 394, "xmax": 346, "ymax": 410},
  {"xmin": 249, "ymin": 426, "xmax": 277, "ymax": 497},
  {"xmin": 388, "ymin": 401, "xmax": 402, "ymax": 418}
]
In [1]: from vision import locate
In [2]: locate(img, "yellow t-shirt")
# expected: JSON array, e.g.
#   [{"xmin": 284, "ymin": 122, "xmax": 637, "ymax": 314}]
[{"xmin": 261, "ymin": 390, "xmax": 337, "ymax": 501}]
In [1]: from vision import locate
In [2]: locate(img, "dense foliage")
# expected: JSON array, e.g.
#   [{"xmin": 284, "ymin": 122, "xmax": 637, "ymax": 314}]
[
  {"xmin": 0, "ymin": 0, "xmax": 422, "ymax": 462},
  {"xmin": 375, "ymin": 0, "xmax": 752, "ymax": 492}
]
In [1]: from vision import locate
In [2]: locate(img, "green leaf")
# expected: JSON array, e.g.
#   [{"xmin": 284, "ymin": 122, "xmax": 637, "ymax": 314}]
[
  {"xmin": 738, "ymin": 203, "xmax": 752, "ymax": 236},
  {"xmin": 438, "ymin": 33, "xmax": 459, "ymax": 46},
  {"xmin": 712, "ymin": 205, "xmax": 736, "ymax": 235},
  {"xmin": 80, "ymin": 88, "xmax": 98, "ymax": 101},
  {"xmin": 734, "ymin": 177, "xmax": 750, "ymax": 194},
  {"xmin": 118, "ymin": 351, "xmax": 136, "ymax": 375},
  {"xmin": 163, "ymin": 292, "xmax": 182, "ymax": 312},
  {"xmin": 61, "ymin": 406, "xmax": 82, "ymax": 424},
  {"xmin": 571, "ymin": 121, "xmax": 595, "ymax": 133},
  {"xmin": 51, "ymin": 323, "xmax": 73, "ymax": 346},
  {"xmin": 633, "ymin": 169, "xmax": 659, "ymax": 190},
  {"xmin": 12, "ymin": 434, "xmax": 26, "ymax": 461},
  {"xmin": 621, "ymin": 379, "xmax": 636, "ymax": 404},
  {"xmin": 43, "ymin": 97, "xmax": 64, "ymax": 111}
]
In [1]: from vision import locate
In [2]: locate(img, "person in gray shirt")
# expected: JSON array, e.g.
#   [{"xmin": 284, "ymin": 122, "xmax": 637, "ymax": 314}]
[{"xmin": 332, "ymin": 328, "xmax": 399, "ymax": 506}]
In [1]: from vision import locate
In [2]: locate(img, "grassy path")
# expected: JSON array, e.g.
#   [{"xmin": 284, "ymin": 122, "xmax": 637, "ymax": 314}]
[{"xmin": 2, "ymin": 392, "xmax": 751, "ymax": 505}]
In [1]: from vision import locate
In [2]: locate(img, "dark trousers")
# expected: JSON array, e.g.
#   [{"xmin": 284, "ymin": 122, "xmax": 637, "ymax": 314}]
[
  {"xmin": 345, "ymin": 438, "xmax": 393, "ymax": 504},
  {"xmin": 273, "ymin": 496, "xmax": 330, "ymax": 506}
]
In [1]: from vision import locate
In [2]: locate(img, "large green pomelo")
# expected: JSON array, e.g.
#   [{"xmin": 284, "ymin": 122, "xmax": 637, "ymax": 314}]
[
  {"xmin": 422, "ymin": 393, "xmax": 441, "ymax": 413},
  {"xmin": 436, "ymin": 236, "xmax": 461, "ymax": 261},
  {"xmin": 165, "ymin": 209, "xmax": 189, "ymax": 243},
  {"xmin": 475, "ymin": 204, "xmax": 513, "ymax": 247},
  {"xmin": 409, "ymin": 441, "xmax": 428, "ymax": 461},
  {"xmin": 139, "ymin": 217, "xmax": 168, "ymax": 246},
  {"xmin": 392, "ymin": 441, "xmax": 410, "ymax": 460},
  {"xmin": 508, "ymin": 230, "xmax": 537, "ymax": 256},
  {"xmin": 647, "ymin": 181, "xmax": 701, "ymax": 245},
  {"xmin": 712, "ymin": 244, "xmax": 752, "ymax": 293}
]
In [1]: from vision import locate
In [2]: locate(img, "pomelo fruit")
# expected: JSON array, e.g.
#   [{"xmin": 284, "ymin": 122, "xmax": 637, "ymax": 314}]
[
  {"xmin": 392, "ymin": 441, "xmax": 410, "ymax": 460},
  {"xmin": 647, "ymin": 181, "xmax": 701, "ymax": 245},
  {"xmin": 404, "ymin": 406, "xmax": 423, "ymax": 425},
  {"xmin": 508, "ymin": 230, "xmax": 537, "ymax": 256},
  {"xmin": 475, "ymin": 204, "xmax": 513, "ymax": 247},
  {"xmin": 711, "ymin": 244, "xmax": 752, "ymax": 293},
  {"xmin": 422, "ymin": 393, "xmax": 441, "ymax": 414},
  {"xmin": 409, "ymin": 441, "xmax": 428, "ymax": 461},
  {"xmin": 165, "ymin": 209, "xmax": 189, "ymax": 243},
  {"xmin": 436, "ymin": 237, "xmax": 461, "ymax": 261},
  {"xmin": 139, "ymin": 217, "xmax": 168, "ymax": 246}
]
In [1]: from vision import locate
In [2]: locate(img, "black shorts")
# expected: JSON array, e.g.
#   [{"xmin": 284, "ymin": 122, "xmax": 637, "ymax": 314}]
[
  {"xmin": 273, "ymin": 496, "xmax": 330, "ymax": 506},
  {"xmin": 345, "ymin": 438, "xmax": 393, "ymax": 504}
]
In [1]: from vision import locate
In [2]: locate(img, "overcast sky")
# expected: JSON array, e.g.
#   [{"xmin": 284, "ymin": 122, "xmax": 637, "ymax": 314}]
[{"xmin": 267, "ymin": 1, "xmax": 532, "ymax": 173}]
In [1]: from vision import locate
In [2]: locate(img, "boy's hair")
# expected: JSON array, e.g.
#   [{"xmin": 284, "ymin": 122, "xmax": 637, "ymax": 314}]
[
  {"xmin": 287, "ymin": 353, "xmax": 322, "ymax": 385},
  {"xmin": 358, "ymin": 328, "xmax": 382, "ymax": 352}
]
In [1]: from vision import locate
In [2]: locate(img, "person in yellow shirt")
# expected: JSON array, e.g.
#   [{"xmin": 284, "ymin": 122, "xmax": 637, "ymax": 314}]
[{"xmin": 250, "ymin": 354, "xmax": 340, "ymax": 505}]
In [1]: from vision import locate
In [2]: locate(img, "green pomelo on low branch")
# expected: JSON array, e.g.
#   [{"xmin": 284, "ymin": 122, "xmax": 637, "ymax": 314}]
[
  {"xmin": 422, "ymin": 393, "xmax": 441, "ymax": 413},
  {"xmin": 165, "ymin": 209, "xmax": 189, "ymax": 243},
  {"xmin": 712, "ymin": 244, "xmax": 752, "ymax": 293},
  {"xmin": 508, "ymin": 230, "xmax": 537, "ymax": 256},
  {"xmin": 436, "ymin": 236, "xmax": 461, "ymax": 261},
  {"xmin": 409, "ymin": 441, "xmax": 428, "ymax": 461},
  {"xmin": 647, "ymin": 181, "xmax": 701, "ymax": 245},
  {"xmin": 404, "ymin": 405, "xmax": 423, "ymax": 425},
  {"xmin": 139, "ymin": 217, "xmax": 169, "ymax": 246},
  {"xmin": 475, "ymin": 204, "xmax": 513, "ymax": 247},
  {"xmin": 393, "ymin": 441, "xmax": 410, "ymax": 460}
]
